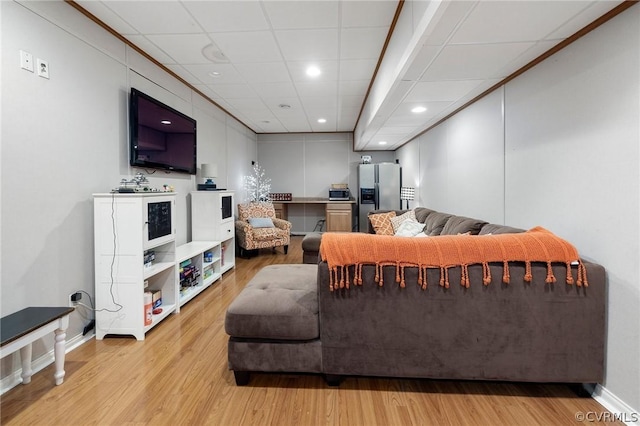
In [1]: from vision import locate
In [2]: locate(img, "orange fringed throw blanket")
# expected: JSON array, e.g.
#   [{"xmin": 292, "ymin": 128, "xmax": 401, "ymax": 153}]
[{"xmin": 319, "ymin": 227, "xmax": 588, "ymax": 291}]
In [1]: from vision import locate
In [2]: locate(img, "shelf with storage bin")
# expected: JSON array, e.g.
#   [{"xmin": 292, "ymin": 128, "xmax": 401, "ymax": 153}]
[
  {"xmin": 93, "ymin": 193, "xmax": 178, "ymax": 341},
  {"xmin": 175, "ymin": 241, "xmax": 222, "ymax": 310},
  {"xmin": 191, "ymin": 191, "xmax": 235, "ymax": 274}
]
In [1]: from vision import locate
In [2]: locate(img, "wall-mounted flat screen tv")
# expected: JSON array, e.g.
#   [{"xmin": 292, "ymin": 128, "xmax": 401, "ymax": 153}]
[{"xmin": 129, "ymin": 88, "xmax": 197, "ymax": 175}]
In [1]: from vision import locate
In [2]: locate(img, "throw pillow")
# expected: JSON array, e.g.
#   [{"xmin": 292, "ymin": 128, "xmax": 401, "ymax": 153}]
[
  {"xmin": 414, "ymin": 232, "xmax": 429, "ymax": 238},
  {"xmin": 390, "ymin": 210, "xmax": 417, "ymax": 232},
  {"xmin": 248, "ymin": 217, "xmax": 275, "ymax": 228},
  {"xmin": 369, "ymin": 211, "xmax": 396, "ymax": 235},
  {"xmin": 394, "ymin": 220, "xmax": 425, "ymax": 237}
]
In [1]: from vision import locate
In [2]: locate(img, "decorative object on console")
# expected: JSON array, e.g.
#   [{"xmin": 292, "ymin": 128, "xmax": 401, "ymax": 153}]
[
  {"xmin": 243, "ymin": 163, "xmax": 271, "ymax": 202},
  {"xmin": 269, "ymin": 192, "xmax": 292, "ymax": 201},
  {"xmin": 198, "ymin": 163, "xmax": 218, "ymax": 190},
  {"xmin": 400, "ymin": 186, "xmax": 415, "ymax": 209}
]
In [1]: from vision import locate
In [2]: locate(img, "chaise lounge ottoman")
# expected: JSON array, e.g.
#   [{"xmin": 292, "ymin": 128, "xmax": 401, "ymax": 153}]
[
  {"xmin": 302, "ymin": 232, "xmax": 322, "ymax": 264},
  {"xmin": 225, "ymin": 264, "xmax": 321, "ymax": 385}
]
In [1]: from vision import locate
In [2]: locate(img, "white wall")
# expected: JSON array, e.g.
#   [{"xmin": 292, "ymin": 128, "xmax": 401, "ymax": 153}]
[
  {"xmin": 1, "ymin": 0, "xmax": 257, "ymax": 385},
  {"xmin": 256, "ymin": 133, "xmax": 394, "ymax": 232},
  {"xmin": 397, "ymin": 5, "xmax": 640, "ymax": 414}
]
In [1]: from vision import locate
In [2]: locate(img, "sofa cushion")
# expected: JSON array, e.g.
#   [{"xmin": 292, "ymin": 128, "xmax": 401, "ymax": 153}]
[
  {"xmin": 414, "ymin": 207, "xmax": 435, "ymax": 223},
  {"xmin": 390, "ymin": 210, "xmax": 417, "ymax": 232},
  {"xmin": 423, "ymin": 212, "xmax": 452, "ymax": 236},
  {"xmin": 225, "ymin": 264, "xmax": 319, "ymax": 340},
  {"xmin": 252, "ymin": 227, "xmax": 286, "ymax": 241},
  {"xmin": 248, "ymin": 217, "xmax": 275, "ymax": 228},
  {"xmin": 394, "ymin": 220, "xmax": 425, "ymax": 237},
  {"xmin": 441, "ymin": 216, "xmax": 488, "ymax": 236},
  {"xmin": 369, "ymin": 211, "xmax": 396, "ymax": 235},
  {"xmin": 479, "ymin": 224, "xmax": 526, "ymax": 235}
]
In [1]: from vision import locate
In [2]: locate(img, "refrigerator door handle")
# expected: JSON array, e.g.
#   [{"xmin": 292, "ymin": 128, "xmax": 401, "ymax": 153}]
[{"xmin": 374, "ymin": 184, "xmax": 380, "ymax": 210}]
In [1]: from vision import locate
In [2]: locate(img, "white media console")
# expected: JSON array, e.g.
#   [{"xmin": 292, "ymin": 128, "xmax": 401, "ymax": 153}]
[{"xmin": 93, "ymin": 192, "xmax": 234, "ymax": 340}]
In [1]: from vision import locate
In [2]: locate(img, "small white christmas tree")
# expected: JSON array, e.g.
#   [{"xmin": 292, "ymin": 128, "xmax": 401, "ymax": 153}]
[{"xmin": 244, "ymin": 163, "xmax": 272, "ymax": 203}]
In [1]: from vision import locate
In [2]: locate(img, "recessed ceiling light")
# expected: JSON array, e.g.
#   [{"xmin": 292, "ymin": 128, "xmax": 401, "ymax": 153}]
[
  {"xmin": 208, "ymin": 71, "xmax": 222, "ymax": 78},
  {"xmin": 306, "ymin": 65, "xmax": 321, "ymax": 77},
  {"xmin": 411, "ymin": 106, "xmax": 427, "ymax": 113},
  {"xmin": 317, "ymin": 118, "xmax": 327, "ymax": 123},
  {"xmin": 378, "ymin": 141, "xmax": 388, "ymax": 145},
  {"xmin": 278, "ymin": 104, "xmax": 291, "ymax": 109},
  {"xmin": 160, "ymin": 120, "xmax": 171, "ymax": 125}
]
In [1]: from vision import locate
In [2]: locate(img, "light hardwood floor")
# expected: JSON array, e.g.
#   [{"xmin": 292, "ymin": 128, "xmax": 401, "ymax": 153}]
[{"xmin": 1, "ymin": 236, "xmax": 620, "ymax": 425}]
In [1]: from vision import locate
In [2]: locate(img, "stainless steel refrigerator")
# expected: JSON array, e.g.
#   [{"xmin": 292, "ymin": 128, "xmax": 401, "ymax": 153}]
[{"xmin": 358, "ymin": 163, "xmax": 401, "ymax": 231}]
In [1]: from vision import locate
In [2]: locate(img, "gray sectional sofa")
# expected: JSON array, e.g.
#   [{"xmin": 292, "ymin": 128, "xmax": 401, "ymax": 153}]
[{"xmin": 226, "ymin": 208, "xmax": 606, "ymax": 388}]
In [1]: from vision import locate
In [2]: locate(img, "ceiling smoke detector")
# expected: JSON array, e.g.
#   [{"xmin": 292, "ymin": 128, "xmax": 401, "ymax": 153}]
[{"xmin": 202, "ymin": 44, "xmax": 229, "ymax": 63}]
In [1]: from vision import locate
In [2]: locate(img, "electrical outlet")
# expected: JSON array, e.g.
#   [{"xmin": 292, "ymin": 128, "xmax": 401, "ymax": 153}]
[
  {"xmin": 69, "ymin": 292, "xmax": 81, "ymax": 307},
  {"xmin": 37, "ymin": 58, "xmax": 49, "ymax": 79}
]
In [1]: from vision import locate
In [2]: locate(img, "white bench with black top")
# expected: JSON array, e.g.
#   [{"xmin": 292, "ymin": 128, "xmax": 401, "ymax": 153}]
[{"xmin": 1, "ymin": 306, "xmax": 74, "ymax": 386}]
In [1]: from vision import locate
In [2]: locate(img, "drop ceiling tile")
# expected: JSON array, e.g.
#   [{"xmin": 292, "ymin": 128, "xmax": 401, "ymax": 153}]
[
  {"xmin": 421, "ymin": 42, "xmax": 535, "ymax": 81},
  {"xmin": 208, "ymin": 83, "xmax": 258, "ymax": 99},
  {"xmin": 310, "ymin": 117, "xmax": 338, "ymax": 132},
  {"xmin": 450, "ymin": 1, "xmax": 593, "ymax": 44},
  {"xmin": 341, "ymin": 1, "xmax": 398, "ymax": 28},
  {"xmin": 183, "ymin": 63, "xmax": 245, "ymax": 85},
  {"xmin": 375, "ymin": 126, "xmax": 417, "ymax": 135},
  {"xmin": 264, "ymin": 1, "xmax": 339, "ymax": 30},
  {"xmin": 225, "ymin": 98, "xmax": 269, "ymax": 113},
  {"xmin": 126, "ymin": 35, "xmax": 175, "ymax": 64},
  {"xmin": 275, "ymin": 29, "xmax": 339, "ymax": 61},
  {"xmin": 211, "ymin": 32, "xmax": 283, "ymax": 63},
  {"xmin": 301, "ymin": 96, "xmax": 338, "ymax": 109},
  {"xmin": 234, "ymin": 62, "xmax": 291, "ymax": 84},
  {"xmin": 102, "ymin": 1, "xmax": 200, "ymax": 35},
  {"xmin": 493, "ymin": 39, "xmax": 561, "ymax": 78},
  {"xmin": 341, "ymin": 27, "xmax": 389, "ymax": 60},
  {"xmin": 279, "ymin": 116, "xmax": 312, "ymax": 132},
  {"xmin": 339, "ymin": 59, "xmax": 378, "ymax": 81},
  {"xmin": 255, "ymin": 120, "xmax": 288, "ymax": 133},
  {"xmin": 251, "ymin": 82, "xmax": 298, "ymax": 99},
  {"xmin": 546, "ymin": 1, "xmax": 623, "ymax": 39},
  {"xmin": 339, "ymin": 95, "xmax": 365, "ymax": 109},
  {"xmin": 406, "ymin": 80, "xmax": 485, "ymax": 102},
  {"xmin": 370, "ymin": 133, "xmax": 407, "ymax": 145},
  {"xmin": 264, "ymin": 97, "xmax": 304, "ymax": 114},
  {"xmin": 339, "ymin": 80, "xmax": 370, "ymax": 96},
  {"xmin": 145, "ymin": 33, "xmax": 213, "ymax": 64},
  {"xmin": 184, "ymin": 1, "xmax": 269, "ymax": 33},
  {"xmin": 337, "ymin": 109, "xmax": 360, "ymax": 130},
  {"xmin": 401, "ymin": 44, "xmax": 441, "ymax": 81},
  {"xmin": 75, "ymin": 1, "xmax": 138, "ymax": 34},
  {"xmin": 386, "ymin": 101, "xmax": 453, "ymax": 126},
  {"xmin": 163, "ymin": 64, "xmax": 199, "ymax": 86},
  {"xmin": 287, "ymin": 61, "xmax": 338, "ymax": 82},
  {"xmin": 422, "ymin": 1, "xmax": 477, "ymax": 46},
  {"xmin": 295, "ymin": 81, "xmax": 338, "ymax": 98}
]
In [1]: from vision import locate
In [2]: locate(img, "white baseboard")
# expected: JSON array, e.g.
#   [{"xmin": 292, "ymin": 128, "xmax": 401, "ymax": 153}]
[
  {"xmin": 591, "ymin": 384, "xmax": 640, "ymax": 425},
  {"xmin": 1, "ymin": 332, "xmax": 94, "ymax": 395}
]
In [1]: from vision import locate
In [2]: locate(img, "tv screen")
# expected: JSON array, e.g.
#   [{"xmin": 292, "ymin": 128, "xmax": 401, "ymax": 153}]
[{"xmin": 129, "ymin": 88, "xmax": 197, "ymax": 174}]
